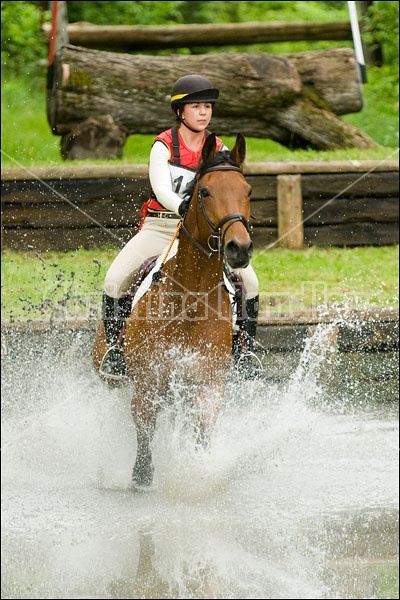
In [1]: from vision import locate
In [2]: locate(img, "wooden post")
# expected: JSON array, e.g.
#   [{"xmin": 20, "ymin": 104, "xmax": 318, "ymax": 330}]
[{"xmin": 277, "ymin": 174, "xmax": 304, "ymax": 248}]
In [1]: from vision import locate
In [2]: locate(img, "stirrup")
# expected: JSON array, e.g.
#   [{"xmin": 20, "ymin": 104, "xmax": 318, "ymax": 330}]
[
  {"xmin": 234, "ymin": 350, "xmax": 264, "ymax": 380},
  {"xmin": 99, "ymin": 345, "xmax": 128, "ymax": 382}
]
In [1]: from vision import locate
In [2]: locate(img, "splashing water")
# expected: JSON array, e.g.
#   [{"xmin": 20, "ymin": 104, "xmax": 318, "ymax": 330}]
[{"xmin": 1, "ymin": 326, "xmax": 398, "ymax": 599}]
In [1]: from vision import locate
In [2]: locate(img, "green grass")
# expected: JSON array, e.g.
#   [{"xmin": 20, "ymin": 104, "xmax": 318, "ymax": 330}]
[
  {"xmin": 253, "ymin": 245, "xmax": 399, "ymax": 314},
  {"xmin": 1, "ymin": 78, "xmax": 61, "ymax": 167},
  {"xmin": 374, "ymin": 563, "xmax": 400, "ymax": 600},
  {"xmin": 1, "ymin": 245, "xmax": 398, "ymax": 322}
]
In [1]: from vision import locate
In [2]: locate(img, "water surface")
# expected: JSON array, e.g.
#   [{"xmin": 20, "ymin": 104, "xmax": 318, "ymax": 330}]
[{"xmin": 1, "ymin": 327, "xmax": 398, "ymax": 599}]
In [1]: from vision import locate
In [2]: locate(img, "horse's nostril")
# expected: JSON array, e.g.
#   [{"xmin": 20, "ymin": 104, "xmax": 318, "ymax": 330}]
[
  {"xmin": 225, "ymin": 239, "xmax": 252, "ymax": 268},
  {"xmin": 225, "ymin": 240, "xmax": 238, "ymax": 254},
  {"xmin": 226, "ymin": 239, "xmax": 251, "ymax": 253}
]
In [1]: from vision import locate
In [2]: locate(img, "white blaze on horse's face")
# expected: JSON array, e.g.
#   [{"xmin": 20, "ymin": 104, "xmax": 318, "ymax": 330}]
[{"xmin": 199, "ymin": 170, "xmax": 253, "ymax": 269}]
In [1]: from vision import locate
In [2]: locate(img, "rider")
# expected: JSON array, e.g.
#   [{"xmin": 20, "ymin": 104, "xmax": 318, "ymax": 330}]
[{"xmin": 101, "ymin": 74, "xmax": 260, "ymax": 379}]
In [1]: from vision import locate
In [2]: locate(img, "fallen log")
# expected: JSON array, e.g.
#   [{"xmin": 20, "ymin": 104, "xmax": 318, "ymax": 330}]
[
  {"xmin": 42, "ymin": 21, "xmax": 354, "ymax": 51},
  {"xmin": 47, "ymin": 44, "xmax": 377, "ymax": 158}
]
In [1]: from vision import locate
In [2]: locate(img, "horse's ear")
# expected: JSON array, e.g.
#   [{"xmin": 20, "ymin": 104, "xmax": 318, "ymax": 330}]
[
  {"xmin": 230, "ymin": 133, "xmax": 246, "ymax": 167},
  {"xmin": 202, "ymin": 132, "xmax": 217, "ymax": 163}
]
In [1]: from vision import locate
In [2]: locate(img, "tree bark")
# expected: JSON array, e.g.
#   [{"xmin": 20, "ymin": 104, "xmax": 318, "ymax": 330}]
[
  {"xmin": 48, "ymin": 44, "xmax": 377, "ymax": 155},
  {"xmin": 60, "ymin": 114, "xmax": 128, "ymax": 159}
]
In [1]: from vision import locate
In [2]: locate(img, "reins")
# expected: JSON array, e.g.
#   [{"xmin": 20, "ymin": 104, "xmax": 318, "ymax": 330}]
[{"xmin": 180, "ymin": 163, "xmax": 251, "ymax": 259}]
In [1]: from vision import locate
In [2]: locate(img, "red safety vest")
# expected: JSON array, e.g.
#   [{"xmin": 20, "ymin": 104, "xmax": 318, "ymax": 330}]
[{"xmin": 141, "ymin": 127, "xmax": 224, "ymax": 216}]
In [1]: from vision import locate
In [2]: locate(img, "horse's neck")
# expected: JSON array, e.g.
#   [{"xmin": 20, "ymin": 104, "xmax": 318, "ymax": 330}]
[{"xmin": 173, "ymin": 234, "xmax": 224, "ymax": 292}]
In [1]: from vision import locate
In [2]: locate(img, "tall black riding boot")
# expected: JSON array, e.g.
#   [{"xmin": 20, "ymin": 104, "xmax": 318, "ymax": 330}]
[
  {"xmin": 232, "ymin": 295, "xmax": 260, "ymax": 379},
  {"xmin": 101, "ymin": 293, "xmax": 132, "ymax": 378},
  {"xmin": 241, "ymin": 295, "xmax": 259, "ymax": 352}
]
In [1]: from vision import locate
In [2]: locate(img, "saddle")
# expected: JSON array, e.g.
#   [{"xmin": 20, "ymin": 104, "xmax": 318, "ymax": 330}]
[
  {"xmin": 128, "ymin": 255, "xmax": 159, "ymax": 298},
  {"xmin": 126, "ymin": 255, "xmax": 245, "ymax": 318}
]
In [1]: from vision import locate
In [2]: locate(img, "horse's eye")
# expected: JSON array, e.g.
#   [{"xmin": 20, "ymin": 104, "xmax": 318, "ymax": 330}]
[{"xmin": 199, "ymin": 187, "xmax": 210, "ymax": 198}]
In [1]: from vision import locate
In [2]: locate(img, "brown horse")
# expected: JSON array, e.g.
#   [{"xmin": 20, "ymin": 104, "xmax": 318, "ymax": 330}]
[{"xmin": 93, "ymin": 133, "xmax": 253, "ymax": 487}]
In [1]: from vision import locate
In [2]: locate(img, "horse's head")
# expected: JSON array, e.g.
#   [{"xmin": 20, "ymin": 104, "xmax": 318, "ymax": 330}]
[{"xmin": 183, "ymin": 133, "xmax": 253, "ymax": 269}]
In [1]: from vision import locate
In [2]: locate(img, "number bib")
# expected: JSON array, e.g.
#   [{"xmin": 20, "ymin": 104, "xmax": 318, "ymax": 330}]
[{"xmin": 169, "ymin": 162, "xmax": 196, "ymax": 199}]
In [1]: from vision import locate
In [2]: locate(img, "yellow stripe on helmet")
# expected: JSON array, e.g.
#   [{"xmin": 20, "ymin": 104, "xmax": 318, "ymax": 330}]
[{"xmin": 171, "ymin": 93, "xmax": 189, "ymax": 102}]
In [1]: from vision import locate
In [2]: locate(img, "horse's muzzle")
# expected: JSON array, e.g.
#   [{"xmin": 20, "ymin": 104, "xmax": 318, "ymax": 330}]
[{"xmin": 224, "ymin": 239, "xmax": 253, "ymax": 269}]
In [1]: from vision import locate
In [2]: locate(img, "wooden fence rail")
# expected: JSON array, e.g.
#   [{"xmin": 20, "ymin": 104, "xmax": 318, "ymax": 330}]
[{"xmin": 1, "ymin": 161, "xmax": 398, "ymax": 251}]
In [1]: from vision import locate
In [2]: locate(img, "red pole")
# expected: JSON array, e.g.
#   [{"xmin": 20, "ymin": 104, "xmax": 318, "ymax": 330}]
[
  {"xmin": 47, "ymin": 1, "xmax": 58, "ymax": 89},
  {"xmin": 48, "ymin": 1, "xmax": 59, "ymax": 66}
]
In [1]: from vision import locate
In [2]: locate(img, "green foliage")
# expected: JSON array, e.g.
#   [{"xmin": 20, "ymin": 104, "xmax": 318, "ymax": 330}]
[
  {"xmin": 1, "ymin": 245, "xmax": 398, "ymax": 322},
  {"xmin": 343, "ymin": 65, "xmax": 399, "ymax": 148},
  {"xmin": 65, "ymin": 0, "xmax": 350, "ymax": 27},
  {"xmin": 147, "ymin": 1, "xmax": 350, "ymax": 26},
  {"xmin": 233, "ymin": 1, "xmax": 348, "ymax": 22},
  {"xmin": 1, "ymin": 0, "xmax": 399, "ymax": 80},
  {"xmin": 362, "ymin": 0, "xmax": 399, "ymax": 65},
  {"xmin": 66, "ymin": 1, "xmax": 185, "ymax": 25},
  {"xmin": 1, "ymin": 0, "xmax": 48, "ymax": 78}
]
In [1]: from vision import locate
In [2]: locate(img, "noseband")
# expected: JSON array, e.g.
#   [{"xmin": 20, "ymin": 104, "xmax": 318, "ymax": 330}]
[{"xmin": 181, "ymin": 164, "xmax": 251, "ymax": 259}]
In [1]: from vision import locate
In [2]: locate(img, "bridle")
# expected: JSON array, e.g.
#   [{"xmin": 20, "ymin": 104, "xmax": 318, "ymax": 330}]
[{"xmin": 181, "ymin": 164, "xmax": 252, "ymax": 259}]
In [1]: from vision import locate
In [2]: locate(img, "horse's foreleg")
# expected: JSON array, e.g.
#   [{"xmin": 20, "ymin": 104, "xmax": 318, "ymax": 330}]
[
  {"xmin": 196, "ymin": 421, "xmax": 211, "ymax": 449},
  {"xmin": 193, "ymin": 383, "xmax": 223, "ymax": 449},
  {"xmin": 132, "ymin": 427, "xmax": 155, "ymax": 487},
  {"xmin": 131, "ymin": 396, "xmax": 157, "ymax": 487}
]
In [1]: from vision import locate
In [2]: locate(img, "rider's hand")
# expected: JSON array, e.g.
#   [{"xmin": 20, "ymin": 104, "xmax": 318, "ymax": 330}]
[{"xmin": 178, "ymin": 198, "xmax": 190, "ymax": 217}]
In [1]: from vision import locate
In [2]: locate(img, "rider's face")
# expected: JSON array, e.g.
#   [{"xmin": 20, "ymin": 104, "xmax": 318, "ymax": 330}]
[{"xmin": 181, "ymin": 102, "xmax": 213, "ymax": 130}]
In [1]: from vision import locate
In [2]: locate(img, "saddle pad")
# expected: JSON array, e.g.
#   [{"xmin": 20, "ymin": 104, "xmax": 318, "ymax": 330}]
[
  {"xmin": 131, "ymin": 240, "xmax": 178, "ymax": 309},
  {"xmin": 223, "ymin": 269, "xmax": 239, "ymax": 328}
]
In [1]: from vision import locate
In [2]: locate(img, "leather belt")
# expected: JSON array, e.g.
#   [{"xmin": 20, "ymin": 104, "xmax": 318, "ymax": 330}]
[{"xmin": 147, "ymin": 209, "xmax": 179, "ymax": 219}]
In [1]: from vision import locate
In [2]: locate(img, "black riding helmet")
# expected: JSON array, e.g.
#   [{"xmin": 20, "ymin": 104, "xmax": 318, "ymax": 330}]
[{"xmin": 170, "ymin": 74, "xmax": 219, "ymax": 115}]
